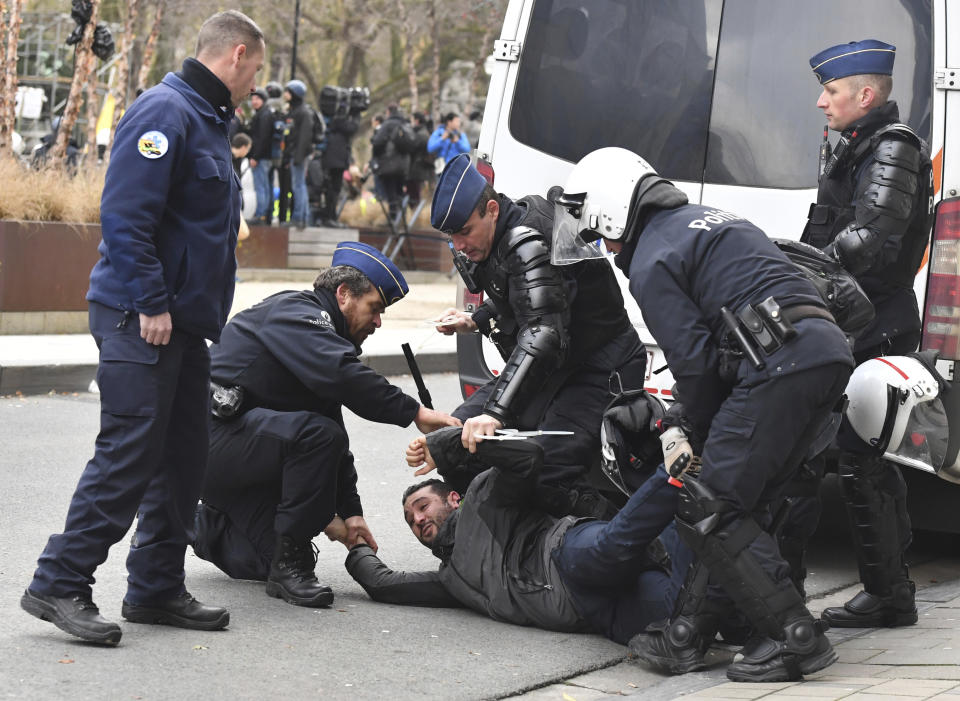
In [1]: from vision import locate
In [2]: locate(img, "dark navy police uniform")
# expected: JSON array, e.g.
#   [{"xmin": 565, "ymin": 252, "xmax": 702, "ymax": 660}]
[
  {"xmin": 29, "ymin": 58, "xmax": 241, "ymax": 606},
  {"xmin": 195, "ymin": 287, "xmax": 420, "ymax": 580}
]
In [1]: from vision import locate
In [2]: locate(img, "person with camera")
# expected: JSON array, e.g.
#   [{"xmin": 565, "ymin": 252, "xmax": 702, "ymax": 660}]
[
  {"xmin": 427, "ymin": 112, "xmax": 470, "ymax": 166},
  {"xmin": 21, "ymin": 10, "xmax": 265, "ymax": 645},
  {"xmin": 246, "ymin": 88, "xmax": 275, "ymax": 224},
  {"xmin": 371, "ymin": 104, "xmax": 414, "ymax": 224},
  {"xmin": 193, "ymin": 242, "xmax": 460, "ymax": 608},
  {"xmin": 318, "ymin": 94, "xmax": 360, "ymax": 228}
]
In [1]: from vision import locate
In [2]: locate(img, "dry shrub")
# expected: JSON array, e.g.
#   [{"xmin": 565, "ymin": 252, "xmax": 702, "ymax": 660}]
[
  {"xmin": 338, "ymin": 189, "xmax": 434, "ymax": 230},
  {"xmin": 0, "ymin": 157, "xmax": 103, "ymax": 223}
]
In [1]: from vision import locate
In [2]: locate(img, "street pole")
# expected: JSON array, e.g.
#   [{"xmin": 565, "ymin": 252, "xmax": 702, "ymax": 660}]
[{"xmin": 290, "ymin": 0, "xmax": 301, "ymax": 81}]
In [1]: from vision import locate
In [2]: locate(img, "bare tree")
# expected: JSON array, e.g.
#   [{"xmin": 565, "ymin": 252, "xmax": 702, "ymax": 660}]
[
  {"xmin": 137, "ymin": 0, "xmax": 165, "ymax": 93},
  {"xmin": 428, "ymin": 0, "xmax": 439, "ymax": 116},
  {"xmin": 0, "ymin": 0, "xmax": 24, "ymax": 158},
  {"xmin": 85, "ymin": 65, "xmax": 99, "ymax": 161},
  {"xmin": 52, "ymin": 0, "xmax": 102, "ymax": 164},
  {"xmin": 466, "ymin": 0, "xmax": 503, "ymax": 114},
  {"xmin": 338, "ymin": 0, "xmax": 385, "ymax": 86},
  {"xmin": 395, "ymin": 0, "xmax": 419, "ymax": 113},
  {"xmin": 112, "ymin": 0, "xmax": 142, "ymax": 138}
]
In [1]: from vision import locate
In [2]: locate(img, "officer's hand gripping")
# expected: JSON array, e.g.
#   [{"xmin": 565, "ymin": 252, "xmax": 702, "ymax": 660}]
[{"xmin": 660, "ymin": 425, "xmax": 701, "ymax": 482}]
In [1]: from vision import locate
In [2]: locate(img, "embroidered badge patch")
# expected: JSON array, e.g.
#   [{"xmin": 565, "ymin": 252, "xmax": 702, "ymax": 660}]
[{"xmin": 137, "ymin": 130, "xmax": 168, "ymax": 159}]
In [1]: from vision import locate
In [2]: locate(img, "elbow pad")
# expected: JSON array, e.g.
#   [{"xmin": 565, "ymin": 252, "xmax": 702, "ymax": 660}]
[
  {"xmin": 832, "ymin": 223, "xmax": 882, "ymax": 275},
  {"xmin": 483, "ymin": 324, "xmax": 565, "ymax": 425}
]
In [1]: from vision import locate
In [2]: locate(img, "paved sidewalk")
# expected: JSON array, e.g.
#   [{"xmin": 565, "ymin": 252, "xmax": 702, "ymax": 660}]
[
  {"xmin": 514, "ymin": 560, "xmax": 960, "ymax": 701},
  {"xmin": 0, "ymin": 270, "xmax": 460, "ymax": 395}
]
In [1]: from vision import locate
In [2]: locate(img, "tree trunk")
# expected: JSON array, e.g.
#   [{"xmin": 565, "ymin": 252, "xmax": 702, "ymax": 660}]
[
  {"xmin": 397, "ymin": 0, "xmax": 418, "ymax": 113},
  {"xmin": 137, "ymin": 0, "xmax": 165, "ymax": 93},
  {"xmin": 0, "ymin": 0, "xmax": 24, "ymax": 158},
  {"xmin": 111, "ymin": 0, "xmax": 141, "ymax": 139},
  {"xmin": 429, "ymin": 0, "xmax": 440, "ymax": 118},
  {"xmin": 466, "ymin": 2, "xmax": 500, "ymax": 114},
  {"xmin": 52, "ymin": 0, "xmax": 102, "ymax": 164},
  {"xmin": 85, "ymin": 66, "xmax": 99, "ymax": 162}
]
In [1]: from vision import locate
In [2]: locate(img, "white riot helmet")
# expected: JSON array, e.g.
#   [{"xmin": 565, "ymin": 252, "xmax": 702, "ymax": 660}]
[
  {"xmin": 844, "ymin": 353, "xmax": 952, "ymax": 480},
  {"xmin": 551, "ymin": 147, "xmax": 657, "ymax": 265}
]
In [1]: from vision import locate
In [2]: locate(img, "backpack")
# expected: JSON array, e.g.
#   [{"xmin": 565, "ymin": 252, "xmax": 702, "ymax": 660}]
[
  {"xmin": 271, "ymin": 116, "xmax": 286, "ymax": 160},
  {"xmin": 393, "ymin": 122, "xmax": 418, "ymax": 154}
]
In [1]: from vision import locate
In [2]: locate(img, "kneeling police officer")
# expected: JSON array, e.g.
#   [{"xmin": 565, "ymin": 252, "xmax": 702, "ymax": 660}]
[
  {"xmin": 194, "ymin": 242, "xmax": 458, "ymax": 607},
  {"xmin": 552, "ymin": 148, "xmax": 855, "ymax": 683}
]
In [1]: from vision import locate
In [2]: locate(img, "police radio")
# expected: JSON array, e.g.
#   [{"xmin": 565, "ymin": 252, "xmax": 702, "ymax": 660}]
[{"xmin": 449, "ymin": 241, "xmax": 481, "ymax": 294}]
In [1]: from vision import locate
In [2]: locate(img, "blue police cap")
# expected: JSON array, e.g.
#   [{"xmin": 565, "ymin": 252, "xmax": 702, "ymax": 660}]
[
  {"xmin": 431, "ymin": 153, "xmax": 488, "ymax": 234},
  {"xmin": 810, "ymin": 39, "xmax": 896, "ymax": 85},
  {"xmin": 331, "ymin": 241, "xmax": 409, "ymax": 306}
]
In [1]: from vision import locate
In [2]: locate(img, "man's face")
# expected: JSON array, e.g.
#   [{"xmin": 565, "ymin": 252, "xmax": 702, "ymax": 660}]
[
  {"xmin": 338, "ymin": 286, "xmax": 385, "ymax": 346},
  {"xmin": 250, "ymin": 94, "xmax": 264, "ymax": 111},
  {"xmin": 448, "ymin": 199, "xmax": 498, "ymax": 262},
  {"xmin": 231, "ymin": 142, "xmax": 251, "ymax": 159},
  {"xmin": 447, "ymin": 116, "xmax": 461, "ymax": 132},
  {"xmin": 225, "ymin": 40, "xmax": 265, "ymax": 109},
  {"xmin": 817, "ymin": 76, "xmax": 869, "ymax": 132},
  {"xmin": 403, "ymin": 487, "xmax": 460, "ymax": 546}
]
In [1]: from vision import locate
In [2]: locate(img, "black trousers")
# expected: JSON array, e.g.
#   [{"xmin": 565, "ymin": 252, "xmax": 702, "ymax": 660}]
[{"xmin": 196, "ymin": 408, "xmax": 352, "ymax": 580}]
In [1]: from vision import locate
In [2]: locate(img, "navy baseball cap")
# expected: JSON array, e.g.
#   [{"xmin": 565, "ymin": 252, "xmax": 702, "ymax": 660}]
[
  {"xmin": 431, "ymin": 153, "xmax": 488, "ymax": 234},
  {"xmin": 331, "ymin": 242, "xmax": 409, "ymax": 306},
  {"xmin": 810, "ymin": 39, "xmax": 896, "ymax": 85}
]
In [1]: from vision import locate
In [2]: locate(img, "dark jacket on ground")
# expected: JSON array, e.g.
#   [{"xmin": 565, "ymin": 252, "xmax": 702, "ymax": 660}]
[{"xmin": 345, "ymin": 426, "xmax": 590, "ymax": 631}]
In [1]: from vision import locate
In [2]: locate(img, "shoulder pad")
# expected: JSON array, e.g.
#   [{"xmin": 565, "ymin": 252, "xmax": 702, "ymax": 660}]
[
  {"xmin": 502, "ymin": 228, "xmax": 552, "ymax": 270},
  {"xmin": 502, "ymin": 225, "xmax": 543, "ymax": 250},
  {"xmin": 873, "ymin": 137, "xmax": 922, "ymax": 173}
]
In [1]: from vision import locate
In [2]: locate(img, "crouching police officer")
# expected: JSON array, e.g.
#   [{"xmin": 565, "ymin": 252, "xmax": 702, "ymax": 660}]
[
  {"xmin": 552, "ymin": 148, "xmax": 855, "ymax": 683},
  {"xmin": 429, "ymin": 154, "xmax": 647, "ymax": 518},
  {"xmin": 777, "ymin": 39, "xmax": 934, "ymax": 629},
  {"xmin": 193, "ymin": 242, "xmax": 459, "ymax": 607}
]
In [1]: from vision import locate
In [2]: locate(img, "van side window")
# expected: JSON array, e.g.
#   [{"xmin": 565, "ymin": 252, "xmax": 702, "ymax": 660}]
[
  {"xmin": 705, "ymin": 0, "xmax": 933, "ymax": 189},
  {"xmin": 510, "ymin": 0, "xmax": 722, "ymax": 183}
]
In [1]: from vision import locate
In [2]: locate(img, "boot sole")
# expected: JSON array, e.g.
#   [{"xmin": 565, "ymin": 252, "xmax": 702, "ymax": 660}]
[
  {"xmin": 822, "ymin": 610, "xmax": 918, "ymax": 628},
  {"xmin": 629, "ymin": 637, "xmax": 707, "ymax": 675},
  {"xmin": 20, "ymin": 590, "xmax": 122, "ymax": 645},
  {"xmin": 726, "ymin": 646, "xmax": 838, "ymax": 683},
  {"xmin": 121, "ymin": 605, "xmax": 230, "ymax": 631},
  {"xmin": 265, "ymin": 581, "xmax": 334, "ymax": 608}
]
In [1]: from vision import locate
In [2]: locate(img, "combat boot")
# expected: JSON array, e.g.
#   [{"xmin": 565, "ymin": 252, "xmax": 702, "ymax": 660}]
[
  {"xmin": 726, "ymin": 617, "xmax": 836, "ymax": 682},
  {"xmin": 629, "ymin": 562, "xmax": 722, "ymax": 674},
  {"xmin": 265, "ymin": 536, "xmax": 334, "ymax": 607},
  {"xmin": 822, "ymin": 579, "xmax": 917, "ymax": 628}
]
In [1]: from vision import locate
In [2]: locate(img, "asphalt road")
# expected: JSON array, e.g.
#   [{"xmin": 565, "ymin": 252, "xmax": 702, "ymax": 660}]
[{"xmin": 0, "ymin": 373, "xmax": 952, "ymax": 700}]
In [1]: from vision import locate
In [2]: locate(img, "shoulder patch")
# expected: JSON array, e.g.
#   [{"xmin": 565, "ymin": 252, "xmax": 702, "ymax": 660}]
[{"xmin": 137, "ymin": 130, "xmax": 168, "ymax": 159}]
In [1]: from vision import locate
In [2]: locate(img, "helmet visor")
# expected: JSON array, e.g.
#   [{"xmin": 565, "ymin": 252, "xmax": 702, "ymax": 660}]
[
  {"xmin": 884, "ymin": 396, "xmax": 949, "ymax": 476},
  {"xmin": 551, "ymin": 203, "xmax": 605, "ymax": 265}
]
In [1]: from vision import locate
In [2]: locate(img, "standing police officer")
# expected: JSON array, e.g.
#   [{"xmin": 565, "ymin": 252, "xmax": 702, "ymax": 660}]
[
  {"xmin": 194, "ymin": 242, "xmax": 459, "ymax": 607},
  {"xmin": 778, "ymin": 40, "xmax": 933, "ymax": 629},
  {"xmin": 553, "ymin": 148, "xmax": 854, "ymax": 682},
  {"xmin": 430, "ymin": 154, "xmax": 647, "ymax": 518},
  {"xmin": 21, "ymin": 11, "xmax": 265, "ymax": 645}
]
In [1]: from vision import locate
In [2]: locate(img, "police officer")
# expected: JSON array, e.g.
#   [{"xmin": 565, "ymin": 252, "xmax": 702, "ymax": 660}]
[
  {"xmin": 21, "ymin": 11, "xmax": 265, "ymax": 645},
  {"xmin": 194, "ymin": 242, "xmax": 459, "ymax": 607},
  {"xmin": 553, "ymin": 148, "xmax": 854, "ymax": 682},
  {"xmin": 430, "ymin": 154, "xmax": 647, "ymax": 518},
  {"xmin": 778, "ymin": 40, "xmax": 933, "ymax": 629}
]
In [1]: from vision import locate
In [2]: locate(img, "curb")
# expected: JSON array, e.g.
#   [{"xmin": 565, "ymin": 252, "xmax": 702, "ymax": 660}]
[{"xmin": 0, "ymin": 351, "xmax": 458, "ymax": 397}]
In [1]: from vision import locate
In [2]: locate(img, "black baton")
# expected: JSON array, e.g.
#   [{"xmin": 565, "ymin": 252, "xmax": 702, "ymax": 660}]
[
  {"xmin": 720, "ymin": 306, "xmax": 765, "ymax": 371},
  {"xmin": 402, "ymin": 342, "xmax": 433, "ymax": 409}
]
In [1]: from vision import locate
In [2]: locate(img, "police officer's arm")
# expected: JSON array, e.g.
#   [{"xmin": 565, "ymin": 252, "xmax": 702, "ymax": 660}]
[
  {"xmin": 633, "ymin": 264, "xmax": 726, "ymax": 442},
  {"xmin": 257, "ymin": 306, "xmax": 421, "ymax": 425},
  {"xmin": 345, "ymin": 545, "xmax": 464, "ymax": 608},
  {"xmin": 99, "ymin": 108, "xmax": 184, "ymax": 327},
  {"xmin": 479, "ymin": 234, "xmax": 571, "ymax": 426},
  {"xmin": 826, "ymin": 137, "xmax": 924, "ymax": 274}
]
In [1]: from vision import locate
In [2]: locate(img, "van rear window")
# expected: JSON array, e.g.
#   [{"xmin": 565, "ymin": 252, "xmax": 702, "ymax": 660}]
[{"xmin": 511, "ymin": 0, "xmax": 932, "ymax": 189}]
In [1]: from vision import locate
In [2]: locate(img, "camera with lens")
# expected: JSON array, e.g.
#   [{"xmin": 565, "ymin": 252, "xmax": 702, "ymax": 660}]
[{"xmin": 320, "ymin": 85, "xmax": 370, "ymax": 118}]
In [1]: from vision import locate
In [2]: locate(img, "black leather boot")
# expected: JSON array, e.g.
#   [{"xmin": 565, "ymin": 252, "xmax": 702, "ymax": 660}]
[
  {"xmin": 822, "ymin": 579, "xmax": 918, "ymax": 628},
  {"xmin": 265, "ymin": 536, "xmax": 334, "ymax": 607},
  {"xmin": 122, "ymin": 591, "xmax": 229, "ymax": 630},
  {"xmin": 21, "ymin": 589, "xmax": 122, "ymax": 645},
  {"xmin": 726, "ymin": 618, "xmax": 836, "ymax": 682}
]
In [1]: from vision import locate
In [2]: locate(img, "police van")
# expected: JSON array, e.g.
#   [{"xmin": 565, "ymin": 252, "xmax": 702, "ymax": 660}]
[{"xmin": 454, "ymin": 0, "xmax": 960, "ymax": 532}]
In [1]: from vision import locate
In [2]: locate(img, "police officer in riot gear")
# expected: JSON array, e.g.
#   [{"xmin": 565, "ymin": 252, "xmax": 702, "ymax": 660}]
[
  {"xmin": 554, "ymin": 147, "xmax": 855, "ymax": 683},
  {"xmin": 778, "ymin": 40, "xmax": 934, "ymax": 629},
  {"xmin": 429, "ymin": 154, "xmax": 647, "ymax": 519},
  {"xmin": 193, "ymin": 242, "xmax": 458, "ymax": 607}
]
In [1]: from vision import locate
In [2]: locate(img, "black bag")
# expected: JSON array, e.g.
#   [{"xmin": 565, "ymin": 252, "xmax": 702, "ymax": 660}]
[
  {"xmin": 394, "ymin": 122, "xmax": 418, "ymax": 154},
  {"xmin": 772, "ymin": 238, "xmax": 875, "ymax": 339},
  {"xmin": 311, "ymin": 108, "xmax": 326, "ymax": 146}
]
